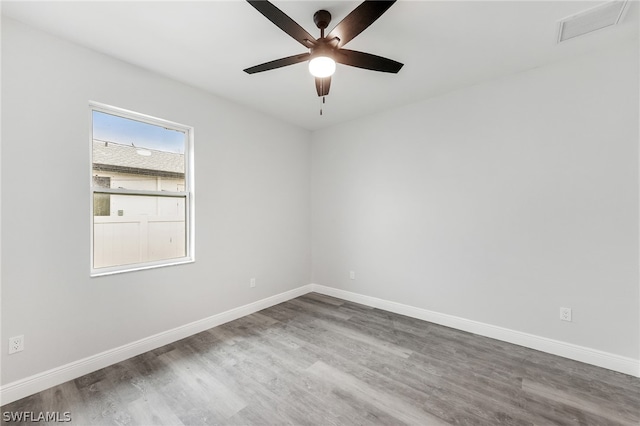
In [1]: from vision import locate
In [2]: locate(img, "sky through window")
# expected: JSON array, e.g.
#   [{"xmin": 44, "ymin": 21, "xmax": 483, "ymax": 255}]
[{"xmin": 92, "ymin": 110, "xmax": 185, "ymax": 154}]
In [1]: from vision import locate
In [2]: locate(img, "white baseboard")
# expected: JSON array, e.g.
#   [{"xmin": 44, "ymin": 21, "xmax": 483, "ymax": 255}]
[
  {"xmin": 3, "ymin": 282, "xmax": 638, "ymax": 406},
  {"xmin": 0, "ymin": 284, "xmax": 313, "ymax": 406},
  {"xmin": 310, "ymin": 284, "xmax": 640, "ymax": 378}
]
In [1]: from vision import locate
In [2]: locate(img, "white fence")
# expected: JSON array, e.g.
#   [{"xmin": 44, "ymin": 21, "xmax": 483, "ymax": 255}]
[{"xmin": 93, "ymin": 215, "xmax": 185, "ymax": 269}]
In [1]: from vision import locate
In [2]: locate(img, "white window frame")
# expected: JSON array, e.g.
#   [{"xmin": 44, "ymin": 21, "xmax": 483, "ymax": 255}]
[{"xmin": 89, "ymin": 101, "xmax": 195, "ymax": 277}]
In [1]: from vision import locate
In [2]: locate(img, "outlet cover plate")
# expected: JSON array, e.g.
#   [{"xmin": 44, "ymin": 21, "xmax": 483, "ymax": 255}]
[
  {"xmin": 9, "ymin": 335, "xmax": 24, "ymax": 354},
  {"xmin": 560, "ymin": 307, "xmax": 572, "ymax": 322}
]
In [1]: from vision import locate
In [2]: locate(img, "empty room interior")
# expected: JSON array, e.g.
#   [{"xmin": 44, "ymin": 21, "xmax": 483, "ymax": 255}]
[{"xmin": 1, "ymin": 0, "xmax": 639, "ymax": 424}]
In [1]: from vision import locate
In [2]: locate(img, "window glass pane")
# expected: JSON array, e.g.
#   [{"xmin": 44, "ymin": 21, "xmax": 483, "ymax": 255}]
[
  {"xmin": 93, "ymin": 193, "xmax": 186, "ymax": 269},
  {"xmin": 92, "ymin": 111, "xmax": 186, "ymax": 192}
]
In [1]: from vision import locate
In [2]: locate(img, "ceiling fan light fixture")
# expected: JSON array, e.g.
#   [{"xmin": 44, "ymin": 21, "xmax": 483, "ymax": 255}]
[
  {"xmin": 308, "ymin": 56, "xmax": 336, "ymax": 78},
  {"xmin": 244, "ymin": 0, "xmax": 403, "ymax": 97}
]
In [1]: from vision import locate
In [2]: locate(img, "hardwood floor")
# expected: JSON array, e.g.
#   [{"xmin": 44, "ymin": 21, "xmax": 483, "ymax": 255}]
[{"xmin": 2, "ymin": 293, "xmax": 639, "ymax": 425}]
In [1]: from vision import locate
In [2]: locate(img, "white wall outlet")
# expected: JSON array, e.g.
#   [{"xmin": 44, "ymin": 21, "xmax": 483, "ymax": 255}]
[
  {"xmin": 560, "ymin": 307, "xmax": 572, "ymax": 322},
  {"xmin": 250, "ymin": 278, "xmax": 256, "ymax": 288},
  {"xmin": 9, "ymin": 335, "xmax": 24, "ymax": 354},
  {"xmin": 349, "ymin": 271, "xmax": 355, "ymax": 280}
]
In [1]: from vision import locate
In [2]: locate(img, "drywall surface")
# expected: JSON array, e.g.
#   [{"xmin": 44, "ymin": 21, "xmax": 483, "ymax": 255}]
[
  {"xmin": 311, "ymin": 41, "xmax": 639, "ymax": 359},
  {"xmin": 1, "ymin": 17, "xmax": 311, "ymax": 385}
]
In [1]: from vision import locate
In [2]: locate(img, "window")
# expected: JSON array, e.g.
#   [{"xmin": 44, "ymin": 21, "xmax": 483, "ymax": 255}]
[{"xmin": 90, "ymin": 102, "xmax": 194, "ymax": 276}]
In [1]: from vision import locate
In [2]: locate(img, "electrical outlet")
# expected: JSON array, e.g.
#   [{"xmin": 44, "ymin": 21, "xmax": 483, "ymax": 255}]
[
  {"xmin": 9, "ymin": 335, "xmax": 24, "ymax": 354},
  {"xmin": 250, "ymin": 278, "xmax": 256, "ymax": 288},
  {"xmin": 560, "ymin": 307, "xmax": 572, "ymax": 322},
  {"xmin": 349, "ymin": 271, "xmax": 355, "ymax": 280}
]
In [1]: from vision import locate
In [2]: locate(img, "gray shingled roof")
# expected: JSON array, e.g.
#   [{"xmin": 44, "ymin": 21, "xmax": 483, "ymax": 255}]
[{"xmin": 93, "ymin": 139, "xmax": 184, "ymax": 175}]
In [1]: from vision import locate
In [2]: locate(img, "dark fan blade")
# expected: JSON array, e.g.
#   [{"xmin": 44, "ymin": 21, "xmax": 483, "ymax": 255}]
[
  {"xmin": 335, "ymin": 49, "xmax": 403, "ymax": 73},
  {"xmin": 247, "ymin": 0, "xmax": 316, "ymax": 48},
  {"xmin": 326, "ymin": 0, "xmax": 396, "ymax": 48},
  {"xmin": 315, "ymin": 77, "xmax": 331, "ymax": 96},
  {"xmin": 244, "ymin": 53, "xmax": 310, "ymax": 74}
]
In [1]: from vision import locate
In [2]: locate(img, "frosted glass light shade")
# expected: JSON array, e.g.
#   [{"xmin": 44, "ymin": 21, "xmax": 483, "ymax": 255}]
[{"xmin": 308, "ymin": 56, "xmax": 336, "ymax": 78}]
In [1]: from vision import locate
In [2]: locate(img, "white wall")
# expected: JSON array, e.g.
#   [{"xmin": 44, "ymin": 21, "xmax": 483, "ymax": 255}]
[
  {"xmin": 1, "ymin": 17, "xmax": 311, "ymax": 385},
  {"xmin": 312, "ymin": 41, "xmax": 639, "ymax": 359}
]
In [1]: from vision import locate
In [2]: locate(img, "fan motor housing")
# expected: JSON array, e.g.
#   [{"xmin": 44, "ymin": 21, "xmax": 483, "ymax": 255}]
[{"xmin": 310, "ymin": 43, "xmax": 334, "ymax": 60}]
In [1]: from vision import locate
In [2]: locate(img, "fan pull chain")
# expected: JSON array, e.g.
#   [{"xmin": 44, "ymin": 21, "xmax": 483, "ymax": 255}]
[{"xmin": 320, "ymin": 96, "xmax": 326, "ymax": 116}]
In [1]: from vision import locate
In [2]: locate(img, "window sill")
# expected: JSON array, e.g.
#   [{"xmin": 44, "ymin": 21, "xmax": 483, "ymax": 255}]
[{"xmin": 90, "ymin": 257, "xmax": 194, "ymax": 277}]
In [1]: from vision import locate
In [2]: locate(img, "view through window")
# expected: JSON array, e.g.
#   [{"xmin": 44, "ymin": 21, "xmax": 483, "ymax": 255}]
[{"xmin": 91, "ymin": 104, "xmax": 193, "ymax": 275}]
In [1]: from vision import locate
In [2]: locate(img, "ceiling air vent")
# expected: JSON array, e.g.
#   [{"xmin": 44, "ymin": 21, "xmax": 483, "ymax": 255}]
[{"xmin": 557, "ymin": 1, "xmax": 630, "ymax": 43}]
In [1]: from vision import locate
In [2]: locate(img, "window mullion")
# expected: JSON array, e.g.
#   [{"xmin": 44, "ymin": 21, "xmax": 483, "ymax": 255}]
[{"xmin": 92, "ymin": 188, "xmax": 188, "ymax": 198}]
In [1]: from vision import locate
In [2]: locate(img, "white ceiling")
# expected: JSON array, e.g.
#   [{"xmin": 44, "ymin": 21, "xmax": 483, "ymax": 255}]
[{"xmin": 2, "ymin": 1, "xmax": 638, "ymax": 130}]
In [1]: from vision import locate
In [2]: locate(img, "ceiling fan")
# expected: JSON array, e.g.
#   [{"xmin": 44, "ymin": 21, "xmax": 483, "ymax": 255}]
[{"xmin": 243, "ymin": 0, "xmax": 403, "ymax": 98}]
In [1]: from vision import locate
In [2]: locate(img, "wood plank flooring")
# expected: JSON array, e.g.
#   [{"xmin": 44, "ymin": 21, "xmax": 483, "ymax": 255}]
[{"xmin": 2, "ymin": 293, "xmax": 639, "ymax": 425}]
